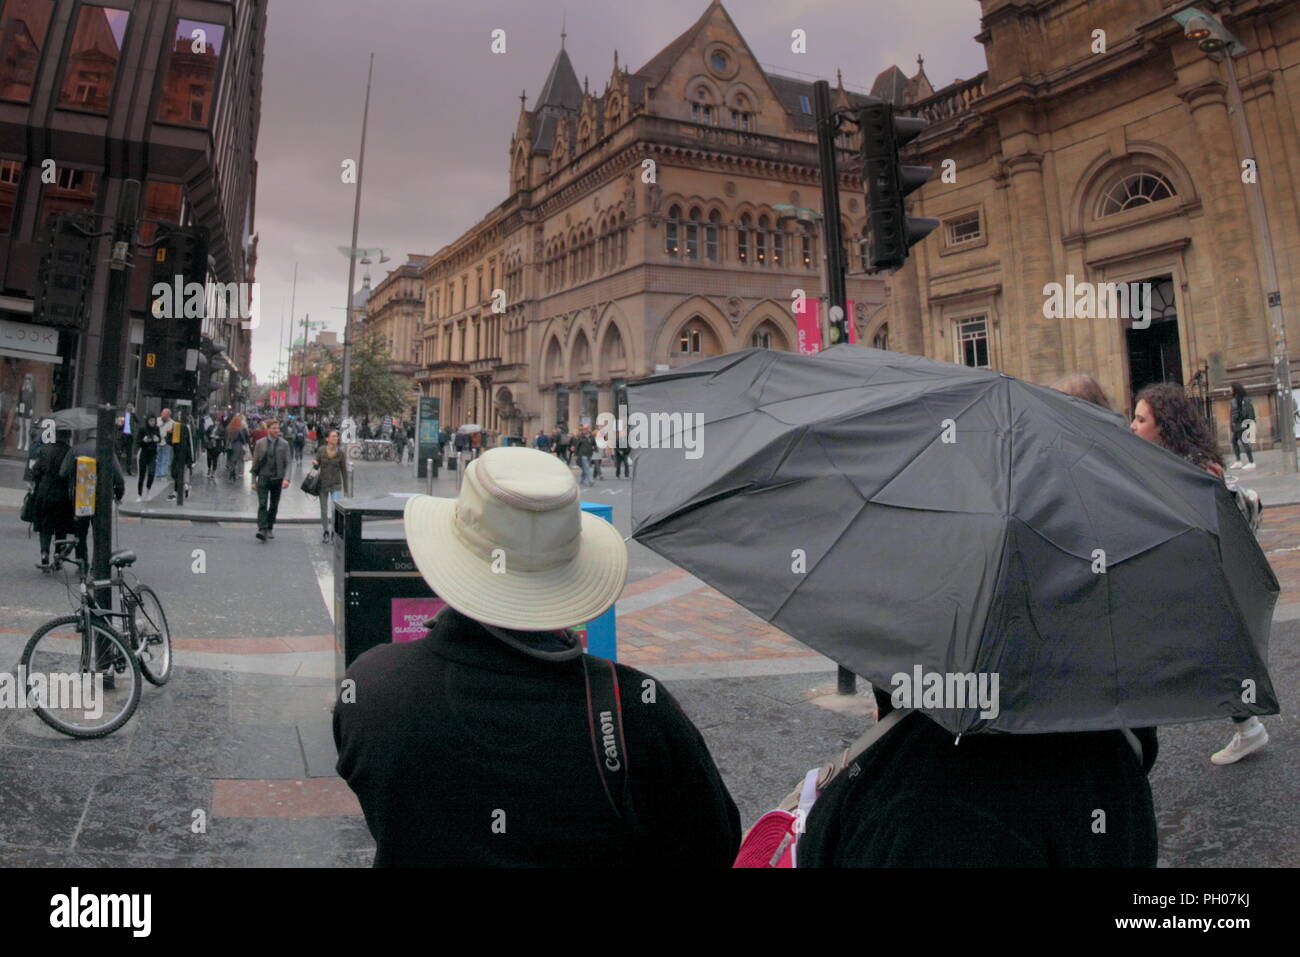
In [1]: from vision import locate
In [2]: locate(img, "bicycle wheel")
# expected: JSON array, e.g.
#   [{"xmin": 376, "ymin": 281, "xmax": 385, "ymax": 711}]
[
  {"xmin": 129, "ymin": 585, "xmax": 173, "ymax": 686},
  {"xmin": 20, "ymin": 615, "xmax": 142, "ymax": 738}
]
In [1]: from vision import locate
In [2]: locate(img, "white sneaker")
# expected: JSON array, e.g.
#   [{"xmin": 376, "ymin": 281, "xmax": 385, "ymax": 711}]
[
  {"xmin": 1210, "ymin": 721, "xmax": 1268, "ymax": 765},
  {"xmin": 1228, "ymin": 460, "xmax": 1242, "ymax": 469},
  {"xmin": 135, "ymin": 495, "xmax": 143, "ymax": 503},
  {"xmin": 1241, "ymin": 462, "xmax": 1256, "ymax": 471}
]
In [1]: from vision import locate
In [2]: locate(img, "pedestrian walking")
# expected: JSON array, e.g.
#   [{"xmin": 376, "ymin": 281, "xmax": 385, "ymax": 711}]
[
  {"xmin": 293, "ymin": 419, "xmax": 306, "ymax": 462},
  {"xmin": 1229, "ymin": 382, "xmax": 1257, "ymax": 471},
  {"xmin": 117, "ymin": 402, "xmax": 136, "ymax": 475},
  {"xmin": 227, "ymin": 413, "xmax": 250, "ymax": 481},
  {"xmin": 334, "ymin": 447, "xmax": 742, "ymax": 866},
  {"xmin": 1131, "ymin": 382, "xmax": 1268, "ymax": 765},
  {"xmin": 533, "ymin": 429, "xmax": 552, "ymax": 453},
  {"xmin": 313, "ymin": 429, "xmax": 347, "ymax": 543},
  {"xmin": 135, "ymin": 415, "xmax": 161, "ymax": 500},
  {"xmin": 166, "ymin": 412, "xmax": 195, "ymax": 500},
  {"xmin": 251, "ymin": 418, "xmax": 291, "ymax": 542},
  {"xmin": 204, "ymin": 418, "xmax": 226, "ymax": 478},
  {"xmin": 614, "ymin": 427, "xmax": 630, "ymax": 479},
  {"xmin": 574, "ymin": 424, "xmax": 597, "ymax": 487},
  {"xmin": 393, "ymin": 424, "xmax": 407, "ymax": 464},
  {"xmin": 30, "ymin": 429, "xmax": 75, "ymax": 569},
  {"xmin": 155, "ymin": 408, "xmax": 174, "ymax": 480}
]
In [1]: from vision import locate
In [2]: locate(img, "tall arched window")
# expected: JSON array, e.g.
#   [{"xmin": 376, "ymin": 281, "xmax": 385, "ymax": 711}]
[
  {"xmin": 738, "ymin": 213, "xmax": 751, "ymax": 264},
  {"xmin": 686, "ymin": 206, "xmax": 701, "ymax": 261},
  {"xmin": 598, "ymin": 220, "xmax": 608, "ymax": 272},
  {"xmin": 666, "ymin": 205, "xmax": 681, "ymax": 257},
  {"xmin": 872, "ymin": 323, "xmax": 889, "ymax": 351},
  {"xmin": 618, "ymin": 212, "xmax": 628, "ymax": 264},
  {"xmin": 773, "ymin": 222, "xmax": 784, "ymax": 267},
  {"xmin": 802, "ymin": 223, "xmax": 816, "ymax": 269},
  {"xmin": 757, "ymin": 215, "xmax": 769, "ymax": 266},
  {"xmin": 706, "ymin": 210, "xmax": 720, "ymax": 262}
]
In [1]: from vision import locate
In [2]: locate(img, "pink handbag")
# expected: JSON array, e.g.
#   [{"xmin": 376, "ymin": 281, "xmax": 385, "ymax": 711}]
[{"xmin": 732, "ymin": 709, "xmax": 906, "ymax": 868}]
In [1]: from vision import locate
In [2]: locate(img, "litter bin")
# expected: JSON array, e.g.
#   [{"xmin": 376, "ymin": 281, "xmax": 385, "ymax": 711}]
[{"xmin": 334, "ymin": 493, "xmax": 443, "ymax": 681}]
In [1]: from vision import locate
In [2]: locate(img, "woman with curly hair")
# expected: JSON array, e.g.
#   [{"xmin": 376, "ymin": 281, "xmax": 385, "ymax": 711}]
[{"xmin": 1130, "ymin": 382, "xmax": 1266, "ymax": 765}]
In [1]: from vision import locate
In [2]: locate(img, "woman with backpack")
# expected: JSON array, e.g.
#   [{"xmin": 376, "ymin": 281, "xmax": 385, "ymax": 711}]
[
  {"xmin": 1132, "ymin": 382, "xmax": 1267, "ymax": 765},
  {"xmin": 1229, "ymin": 382, "xmax": 1257, "ymax": 471}
]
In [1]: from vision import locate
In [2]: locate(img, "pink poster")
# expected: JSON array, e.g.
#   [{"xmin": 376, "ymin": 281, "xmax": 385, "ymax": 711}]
[
  {"xmin": 306, "ymin": 376, "xmax": 319, "ymax": 408},
  {"xmin": 391, "ymin": 597, "xmax": 446, "ymax": 643},
  {"xmin": 796, "ymin": 297, "xmax": 822, "ymax": 355},
  {"xmin": 846, "ymin": 300, "xmax": 859, "ymax": 344},
  {"xmin": 288, "ymin": 376, "xmax": 320, "ymax": 408}
]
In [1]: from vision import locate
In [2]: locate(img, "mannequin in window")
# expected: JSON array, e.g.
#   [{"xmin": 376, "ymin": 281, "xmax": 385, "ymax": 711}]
[{"xmin": 16, "ymin": 374, "xmax": 35, "ymax": 452}]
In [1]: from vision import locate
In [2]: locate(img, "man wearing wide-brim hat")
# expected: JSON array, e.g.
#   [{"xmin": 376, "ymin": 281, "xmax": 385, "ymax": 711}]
[{"xmin": 333, "ymin": 447, "xmax": 741, "ymax": 867}]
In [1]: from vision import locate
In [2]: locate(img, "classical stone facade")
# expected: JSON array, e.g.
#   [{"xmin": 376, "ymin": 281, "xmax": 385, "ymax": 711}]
[
  {"xmin": 890, "ymin": 0, "xmax": 1300, "ymax": 446},
  {"xmin": 414, "ymin": 1, "xmax": 923, "ymax": 435},
  {"xmin": 365, "ymin": 254, "xmax": 428, "ymax": 405}
]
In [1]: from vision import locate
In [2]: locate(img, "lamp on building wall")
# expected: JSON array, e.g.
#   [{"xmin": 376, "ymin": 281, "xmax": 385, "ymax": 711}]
[{"xmin": 1171, "ymin": 6, "xmax": 1295, "ymax": 472}]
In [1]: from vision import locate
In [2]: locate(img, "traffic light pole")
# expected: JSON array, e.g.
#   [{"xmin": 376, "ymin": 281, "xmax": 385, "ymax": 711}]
[
  {"xmin": 814, "ymin": 81, "xmax": 850, "ymax": 345},
  {"xmin": 94, "ymin": 180, "xmax": 139, "ymax": 609}
]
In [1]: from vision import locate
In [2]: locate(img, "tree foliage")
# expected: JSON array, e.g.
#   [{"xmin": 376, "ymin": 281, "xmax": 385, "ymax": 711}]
[{"xmin": 317, "ymin": 327, "xmax": 408, "ymax": 420}]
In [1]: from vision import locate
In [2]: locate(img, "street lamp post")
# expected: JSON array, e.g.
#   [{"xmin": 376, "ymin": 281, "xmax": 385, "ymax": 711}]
[{"xmin": 1177, "ymin": 7, "xmax": 1296, "ymax": 472}]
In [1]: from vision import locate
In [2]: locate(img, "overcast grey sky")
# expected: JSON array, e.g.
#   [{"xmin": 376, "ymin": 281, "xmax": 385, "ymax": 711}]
[{"xmin": 250, "ymin": 0, "xmax": 988, "ymax": 381}]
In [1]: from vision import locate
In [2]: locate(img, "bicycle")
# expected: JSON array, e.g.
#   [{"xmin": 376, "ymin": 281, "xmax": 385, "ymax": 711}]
[{"xmin": 20, "ymin": 541, "xmax": 173, "ymax": 738}]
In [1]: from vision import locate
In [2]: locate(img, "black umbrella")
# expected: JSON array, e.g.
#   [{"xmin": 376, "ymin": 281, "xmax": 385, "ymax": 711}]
[{"xmin": 629, "ymin": 345, "xmax": 1279, "ymax": 735}]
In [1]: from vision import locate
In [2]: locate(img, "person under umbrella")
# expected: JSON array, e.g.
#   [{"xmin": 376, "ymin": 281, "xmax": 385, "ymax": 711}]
[
  {"xmin": 1131, "ymin": 382, "xmax": 1269, "ymax": 765},
  {"xmin": 629, "ymin": 345, "xmax": 1278, "ymax": 866},
  {"xmin": 30, "ymin": 428, "xmax": 75, "ymax": 569}
]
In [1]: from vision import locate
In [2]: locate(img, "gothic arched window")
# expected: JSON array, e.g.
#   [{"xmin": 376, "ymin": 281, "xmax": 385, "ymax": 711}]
[{"xmin": 666, "ymin": 205, "xmax": 681, "ymax": 257}]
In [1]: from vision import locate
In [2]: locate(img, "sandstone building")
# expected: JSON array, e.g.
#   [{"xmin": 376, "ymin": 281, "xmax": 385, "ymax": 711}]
[
  {"xmin": 413, "ymin": 1, "xmax": 926, "ymax": 434},
  {"xmin": 892, "ymin": 0, "xmax": 1300, "ymax": 444}
]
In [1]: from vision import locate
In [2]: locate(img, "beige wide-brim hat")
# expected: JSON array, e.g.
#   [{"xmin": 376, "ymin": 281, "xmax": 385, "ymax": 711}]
[{"xmin": 404, "ymin": 446, "xmax": 628, "ymax": 631}]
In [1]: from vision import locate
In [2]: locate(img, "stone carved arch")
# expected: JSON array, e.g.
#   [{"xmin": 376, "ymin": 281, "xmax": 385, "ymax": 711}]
[
  {"xmin": 737, "ymin": 299, "xmax": 798, "ymax": 351},
  {"xmin": 654, "ymin": 296, "xmax": 731, "ymax": 364},
  {"xmin": 595, "ymin": 302, "xmax": 634, "ymax": 378}
]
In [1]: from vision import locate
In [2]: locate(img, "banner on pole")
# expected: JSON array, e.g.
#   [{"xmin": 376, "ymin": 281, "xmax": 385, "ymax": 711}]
[
  {"xmin": 796, "ymin": 297, "xmax": 822, "ymax": 355},
  {"xmin": 846, "ymin": 300, "xmax": 859, "ymax": 345}
]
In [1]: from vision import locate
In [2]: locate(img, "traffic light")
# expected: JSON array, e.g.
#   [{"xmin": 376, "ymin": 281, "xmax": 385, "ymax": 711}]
[
  {"xmin": 33, "ymin": 212, "xmax": 98, "ymax": 329},
  {"xmin": 859, "ymin": 102, "xmax": 939, "ymax": 271},
  {"xmin": 140, "ymin": 225, "xmax": 209, "ymax": 398}
]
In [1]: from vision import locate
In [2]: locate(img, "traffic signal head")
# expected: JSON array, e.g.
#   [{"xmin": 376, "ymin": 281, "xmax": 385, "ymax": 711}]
[
  {"xmin": 33, "ymin": 212, "xmax": 98, "ymax": 329},
  {"xmin": 142, "ymin": 225, "xmax": 209, "ymax": 399},
  {"xmin": 859, "ymin": 101, "xmax": 939, "ymax": 271}
]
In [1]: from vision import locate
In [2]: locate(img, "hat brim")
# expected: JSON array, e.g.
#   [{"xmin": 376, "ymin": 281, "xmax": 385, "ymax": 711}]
[{"xmin": 403, "ymin": 495, "xmax": 628, "ymax": 631}]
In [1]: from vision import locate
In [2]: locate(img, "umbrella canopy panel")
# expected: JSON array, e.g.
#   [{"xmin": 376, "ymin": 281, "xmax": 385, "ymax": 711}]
[{"xmin": 629, "ymin": 346, "xmax": 1278, "ymax": 735}]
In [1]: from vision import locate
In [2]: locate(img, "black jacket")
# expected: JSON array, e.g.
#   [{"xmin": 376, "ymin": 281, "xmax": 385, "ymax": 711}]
[
  {"xmin": 573, "ymin": 433, "xmax": 598, "ymax": 458},
  {"xmin": 1231, "ymin": 395, "xmax": 1256, "ymax": 432},
  {"xmin": 334, "ymin": 607, "xmax": 741, "ymax": 867},
  {"xmin": 799, "ymin": 709, "xmax": 1158, "ymax": 868},
  {"xmin": 30, "ymin": 440, "xmax": 74, "ymax": 535}
]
